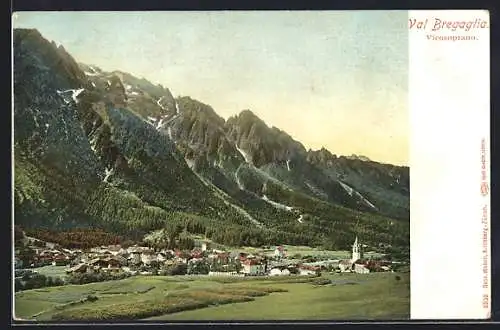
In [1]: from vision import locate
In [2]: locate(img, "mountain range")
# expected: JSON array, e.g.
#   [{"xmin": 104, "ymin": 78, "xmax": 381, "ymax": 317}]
[{"xmin": 13, "ymin": 28, "xmax": 409, "ymax": 252}]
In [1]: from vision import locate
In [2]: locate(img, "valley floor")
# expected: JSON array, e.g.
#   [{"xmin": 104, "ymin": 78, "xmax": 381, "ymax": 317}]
[{"xmin": 14, "ymin": 272, "xmax": 409, "ymax": 322}]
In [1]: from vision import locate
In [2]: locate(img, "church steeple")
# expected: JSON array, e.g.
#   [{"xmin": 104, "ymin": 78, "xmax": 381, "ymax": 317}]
[{"xmin": 351, "ymin": 235, "xmax": 363, "ymax": 263}]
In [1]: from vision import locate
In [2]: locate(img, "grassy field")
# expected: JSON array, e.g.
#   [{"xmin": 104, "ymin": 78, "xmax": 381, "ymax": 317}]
[
  {"xmin": 14, "ymin": 272, "xmax": 409, "ymax": 321},
  {"xmin": 31, "ymin": 265, "xmax": 69, "ymax": 280}
]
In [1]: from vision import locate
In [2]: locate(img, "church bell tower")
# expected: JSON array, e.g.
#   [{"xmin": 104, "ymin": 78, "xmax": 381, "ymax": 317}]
[{"xmin": 351, "ymin": 236, "xmax": 363, "ymax": 262}]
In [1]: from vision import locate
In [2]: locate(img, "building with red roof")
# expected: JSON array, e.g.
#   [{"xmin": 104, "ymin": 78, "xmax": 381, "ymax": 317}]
[{"xmin": 242, "ymin": 258, "xmax": 266, "ymax": 276}]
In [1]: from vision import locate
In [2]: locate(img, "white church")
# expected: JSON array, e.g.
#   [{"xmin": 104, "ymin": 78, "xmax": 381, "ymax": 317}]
[
  {"xmin": 338, "ymin": 236, "xmax": 370, "ymax": 274},
  {"xmin": 351, "ymin": 236, "xmax": 363, "ymax": 263}
]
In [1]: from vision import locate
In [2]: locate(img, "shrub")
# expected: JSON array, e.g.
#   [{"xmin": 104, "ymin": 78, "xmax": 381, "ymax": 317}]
[
  {"xmin": 86, "ymin": 294, "xmax": 99, "ymax": 302},
  {"xmin": 45, "ymin": 276, "xmax": 54, "ymax": 287},
  {"xmin": 163, "ymin": 263, "xmax": 187, "ymax": 276},
  {"xmin": 311, "ymin": 278, "xmax": 331, "ymax": 286},
  {"xmin": 67, "ymin": 272, "xmax": 131, "ymax": 285},
  {"xmin": 53, "ymin": 277, "xmax": 65, "ymax": 286}
]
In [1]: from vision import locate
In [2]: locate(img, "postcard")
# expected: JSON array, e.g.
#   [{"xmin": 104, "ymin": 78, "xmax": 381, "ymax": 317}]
[{"xmin": 11, "ymin": 10, "xmax": 490, "ymax": 323}]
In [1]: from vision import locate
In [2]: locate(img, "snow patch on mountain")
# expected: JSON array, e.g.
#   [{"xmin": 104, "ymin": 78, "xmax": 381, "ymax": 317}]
[
  {"xmin": 56, "ymin": 88, "xmax": 84, "ymax": 104},
  {"xmin": 297, "ymin": 214, "xmax": 304, "ymax": 223},
  {"xmin": 286, "ymin": 159, "xmax": 291, "ymax": 171},
  {"xmin": 155, "ymin": 117, "xmax": 167, "ymax": 130},
  {"xmin": 235, "ymin": 165, "xmax": 245, "ymax": 190},
  {"xmin": 261, "ymin": 195, "xmax": 293, "ymax": 212},
  {"xmin": 185, "ymin": 158, "xmax": 195, "ymax": 170},
  {"xmin": 32, "ymin": 115, "xmax": 40, "ymax": 128},
  {"xmin": 236, "ymin": 145, "xmax": 252, "ymax": 164},
  {"xmin": 157, "ymin": 96, "xmax": 166, "ymax": 111},
  {"xmin": 338, "ymin": 181, "xmax": 353, "ymax": 196},
  {"xmin": 103, "ymin": 167, "xmax": 114, "ymax": 183},
  {"xmin": 359, "ymin": 195, "xmax": 377, "ymax": 209},
  {"xmin": 153, "ymin": 112, "xmax": 178, "ymax": 132},
  {"xmin": 152, "ymin": 98, "xmax": 181, "ymax": 132},
  {"xmin": 167, "ymin": 127, "xmax": 173, "ymax": 140},
  {"xmin": 56, "ymin": 90, "xmax": 70, "ymax": 104},
  {"xmin": 89, "ymin": 135, "xmax": 98, "ymax": 153},
  {"xmin": 339, "ymin": 181, "xmax": 377, "ymax": 210},
  {"xmin": 175, "ymin": 100, "xmax": 180, "ymax": 114},
  {"xmin": 72, "ymin": 89, "xmax": 84, "ymax": 103}
]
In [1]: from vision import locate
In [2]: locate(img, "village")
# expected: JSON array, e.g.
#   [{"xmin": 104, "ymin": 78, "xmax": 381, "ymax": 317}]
[{"xmin": 14, "ymin": 234, "xmax": 400, "ymax": 288}]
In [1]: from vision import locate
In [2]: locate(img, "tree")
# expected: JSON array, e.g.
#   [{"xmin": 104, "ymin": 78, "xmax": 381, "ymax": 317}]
[
  {"xmin": 227, "ymin": 259, "xmax": 242, "ymax": 273},
  {"xmin": 45, "ymin": 276, "xmax": 54, "ymax": 287},
  {"xmin": 53, "ymin": 277, "xmax": 64, "ymax": 286},
  {"xmin": 178, "ymin": 236, "xmax": 195, "ymax": 250},
  {"xmin": 165, "ymin": 263, "xmax": 187, "ymax": 275},
  {"xmin": 187, "ymin": 261, "xmax": 209, "ymax": 275},
  {"xmin": 18, "ymin": 247, "xmax": 36, "ymax": 267}
]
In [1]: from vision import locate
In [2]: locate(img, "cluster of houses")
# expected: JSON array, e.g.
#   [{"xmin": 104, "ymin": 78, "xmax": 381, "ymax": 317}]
[
  {"xmin": 14, "ymin": 246, "xmax": 82, "ymax": 269},
  {"xmin": 15, "ymin": 236, "xmax": 395, "ymax": 278}
]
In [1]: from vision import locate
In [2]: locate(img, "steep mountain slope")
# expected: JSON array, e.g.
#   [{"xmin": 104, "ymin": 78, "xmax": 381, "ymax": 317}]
[
  {"xmin": 14, "ymin": 29, "xmax": 257, "ymax": 237},
  {"xmin": 13, "ymin": 28, "xmax": 409, "ymax": 251},
  {"xmin": 307, "ymin": 149, "xmax": 409, "ymax": 220},
  {"xmin": 158, "ymin": 96, "xmax": 409, "ymax": 221}
]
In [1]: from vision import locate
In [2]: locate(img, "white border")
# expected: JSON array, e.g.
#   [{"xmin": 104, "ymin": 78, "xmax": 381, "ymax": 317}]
[{"xmin": 409, "ymin": 10, "xmax": 490, "ymax": 319}]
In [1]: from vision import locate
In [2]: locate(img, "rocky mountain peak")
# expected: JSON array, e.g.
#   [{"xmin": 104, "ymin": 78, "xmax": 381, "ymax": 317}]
[
  {"xmin": 306, "ymin": 147, "xmax": 337, "ymax": 166},
  {"xmin": 14, "ymin": 28, "xmax": 86, "ymax": 90},
  {"xmin": 346, "ymin": 154, "xmax": 372, "ymax": 162}
]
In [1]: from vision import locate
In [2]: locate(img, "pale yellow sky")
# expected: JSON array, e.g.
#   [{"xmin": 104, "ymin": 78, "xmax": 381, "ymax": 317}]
[{"xmin": 14, "ymin": 11, "xmax": 408, "ymax": 166}]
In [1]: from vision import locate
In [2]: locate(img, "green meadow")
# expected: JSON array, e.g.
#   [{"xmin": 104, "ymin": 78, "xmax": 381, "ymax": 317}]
[
  {"xmin": 30, "ymin": 265, "xmax": 69, "ymax": 280},
  {"xmin": 15, "ymin": 272, "xmax": 409, "ymax": 321}
]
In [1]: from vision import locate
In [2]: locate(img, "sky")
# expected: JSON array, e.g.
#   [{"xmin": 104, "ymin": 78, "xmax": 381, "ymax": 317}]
[{"xmin": 13, "ymin": 11, "xmax": 408, "ymax": 166}]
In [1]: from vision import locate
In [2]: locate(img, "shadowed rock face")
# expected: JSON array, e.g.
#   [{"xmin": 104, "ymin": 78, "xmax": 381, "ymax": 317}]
[
  {"xmin": 13, "ymin": 28, "xmax": 409, "ymax": 251},
  {"xmin": 163, "ymin": 98, "xmax": 409, "ymax": 220},
  {"xmin": 13, "ymin": 28, "xmax": 101, "ymax": 183}
]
